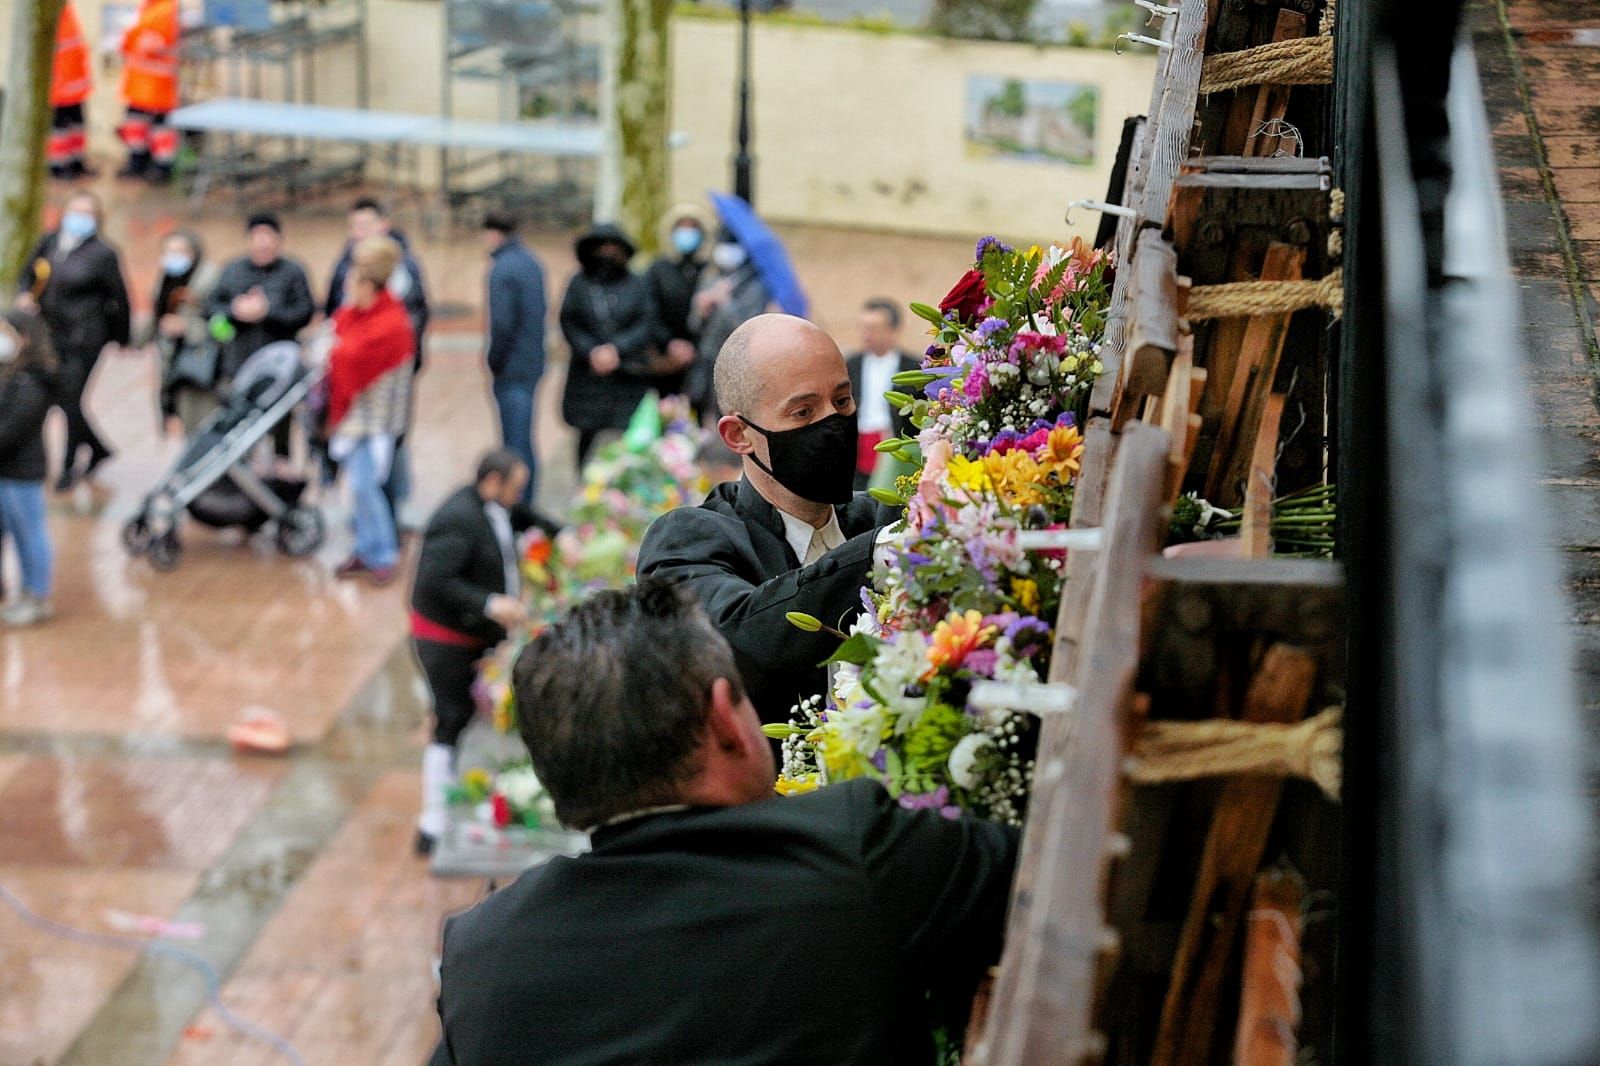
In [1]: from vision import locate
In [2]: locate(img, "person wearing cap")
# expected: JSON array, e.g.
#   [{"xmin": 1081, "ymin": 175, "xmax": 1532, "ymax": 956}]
[
  {"xmin": 558, "ymin": 223, "xmax": 662, "ymax": 469},
  {"xmin": 207, "ymin": 211, "xmax": 315, "ymax": 382},
  {"xmin": 481, "ymin": 213, "xmax": 547, "ymax": 506}
]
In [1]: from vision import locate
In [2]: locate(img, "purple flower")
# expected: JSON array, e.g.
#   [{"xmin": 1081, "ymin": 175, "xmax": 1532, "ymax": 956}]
[
  {"xmin": 922, "ymin": 365, "xmax": 961, "ymax": 399},
  {"xmin": 964, "ymin": 649, "xmax": 998, "ymax": 677},
  {"xmin": 925, "ymin": 344, "xmax": 942, "ymax": 358},
  {"xmin": 940, "ymin": 805, "xmax": 962, "ymax": 820},
  {"xmin": 871, "ymin": 748, "xmax": 888, "ymax": 772},
  {"xmin": 974, "ymin": 236, "xmax": 1013, "ymax": 260},
  {"xmin": 963, "ymin": 364, "xmax": 989, "ymax": 401},
  {"xmin": 975, "ymin": 316, "xmax": 1008, "ymax": 341},
  {"xmin": 899, "ymin": 785, "xmax": 952, "ymax": 811},
  {"xmin": 896, "ymin": 550, "xmax": 933, "ymax": 571}
]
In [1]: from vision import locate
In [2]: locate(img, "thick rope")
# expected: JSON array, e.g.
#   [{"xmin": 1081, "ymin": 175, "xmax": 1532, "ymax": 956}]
[
  {"xmin": 1199, "ymin": 36, "xmax": 1334, "ymax": 95},
  {"xmin": 1185, "ymin": 272, "xmax": 1344, "ymax": 322},
  {"xmin": 1125, "ymin": 706, "xmax": 1343, "ymax": 800}
]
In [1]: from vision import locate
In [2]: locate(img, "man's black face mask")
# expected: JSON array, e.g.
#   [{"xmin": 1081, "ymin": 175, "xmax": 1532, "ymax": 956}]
[{"xmin": 738, "ymin": 412, "xmax": 858, "ymax": 505}]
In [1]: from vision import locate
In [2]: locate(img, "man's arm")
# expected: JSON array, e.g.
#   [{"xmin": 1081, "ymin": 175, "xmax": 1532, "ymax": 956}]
[
  {"xmin": 851, "ymin": 780, "xmax": 1019, "ymax": 1004},
  {"xmin": 265, "ymin": 263, "xmax": 315, "ymax": 335},
  {"xmin": 103, "ymin": 251, "xmax": 133, "ymax": 347},
  {"xmin": 637, "ymin": 509, "xmax": 879, "ymax": 675},
  {"xmin": 509, "ymin": 502, "xmax": 561, "ymax": 539},
  {"xmin": 558, "ymin": 277, "xmax": 601, "ymax": 367},
  {"xmin": 484, "ymin": 264, "xmax": 519, "ymax": 377},
  {"xmin": 415, "ymin": 526, "xmax": 500, "ymax": 631}
]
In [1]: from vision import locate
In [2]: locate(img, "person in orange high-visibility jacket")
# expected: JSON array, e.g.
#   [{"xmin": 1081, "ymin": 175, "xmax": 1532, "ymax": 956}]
[
  {"xmin": 118, "ymin": 0, "xmax": 180, "ymax": 181},
  {"xmin": 48, "ymin": 3, "xmax": 93, "ymax": 179}
]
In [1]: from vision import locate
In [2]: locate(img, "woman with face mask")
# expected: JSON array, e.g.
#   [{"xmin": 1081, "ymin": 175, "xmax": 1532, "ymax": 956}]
[
  {"xmin": 643, "ymin": 203, "xmax": 715, "ymax": 396},
  {"xmin": 140, "ymin": 229, "xmax": 221, "ymax": 437},
  {"xmin": 686, "ymin": 230, "xmax": 772, "ymax": 421},
  {"xmin": 15, "ymin": 191, "xmax": 132, "ymax": 492},
  {"xmin": 0, "ymin": 311, "xmax": 61, "ymax": 627},
  {"xmin": 558, "ymin": 223, "xmax": 660, "ymax": 469}
]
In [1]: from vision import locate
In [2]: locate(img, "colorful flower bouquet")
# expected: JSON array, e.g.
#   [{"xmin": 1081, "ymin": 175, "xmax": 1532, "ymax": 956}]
[{"xmin": 766, "ymin": 237, "xmax": 1113, "ymax": 825}]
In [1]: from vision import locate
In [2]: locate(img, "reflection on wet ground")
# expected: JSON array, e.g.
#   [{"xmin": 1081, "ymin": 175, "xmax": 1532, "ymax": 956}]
[{"xmin": 0, "ymin": 179, "xmax": 974, "ymax": 1064}]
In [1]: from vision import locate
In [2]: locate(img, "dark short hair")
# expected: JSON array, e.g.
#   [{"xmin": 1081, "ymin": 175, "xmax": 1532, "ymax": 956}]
[
  {"xmin": 246, "ymin": 211, "xmax": 282, "ymax": 234},
  {"xmin": 350, "ymin": 196, "xmax": 386, "ymax": 216},
  {"xmin": 2, "ymin": 309, "xmax": 57, "ymax": 375},
  {"xmin": 483, "ymin": 211, "xmax": 518, "ymax": 234},
  {"xmin": 475, "ymin": 448, "xmax": 526, "ymax": 485},
  {"xmin": 511, "ymin": 578, "xmax": 745, "ymax": 829},
  {"xmin": 863, "ymin": 298, "xmax": 900, "ymax": 329}
]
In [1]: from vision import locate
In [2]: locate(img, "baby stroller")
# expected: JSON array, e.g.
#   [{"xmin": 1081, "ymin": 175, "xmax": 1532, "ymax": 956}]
[{"xmin": 123, "ymin": 341, "xmax": 326, "ymax": 572}]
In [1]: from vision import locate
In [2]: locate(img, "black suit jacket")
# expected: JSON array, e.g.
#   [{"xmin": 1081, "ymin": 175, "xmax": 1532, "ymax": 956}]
[
  {"xmin": 19, "ymin": 233, "xmax": 131, "ymax": 370},
  {"xmin": 848, "ymin": 349, "xmax": 921, "ymax": 440},
  {"xmin": 411, "ymin": 486, "xmax": 558, "ymax": 644},
  {"xmin": 435, "ymin": 779, "xmax": 1019, "ymax": 1066},
  {"xmin": 636, "ymin": 479, "xmax": 896, "ymax": 724}
]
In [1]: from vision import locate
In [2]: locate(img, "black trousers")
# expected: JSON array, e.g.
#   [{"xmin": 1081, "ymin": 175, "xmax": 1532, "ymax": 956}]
[
  {"xmin": 413, "ymin": 638, "xmax": 482, "ymax": 747},
  {"xmin": 59, "ymin": 351, "xmax": 111, "ymax": 473}
]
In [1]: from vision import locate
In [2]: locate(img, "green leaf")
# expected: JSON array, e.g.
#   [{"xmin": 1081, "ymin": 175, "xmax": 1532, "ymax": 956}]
[
  {"xmin": 823, "ymin": 633, "xmax": 878, "ymax": 667},
  {"xmin": 909, "ymin": 302, "xmax": 946, "ymax": 326}
]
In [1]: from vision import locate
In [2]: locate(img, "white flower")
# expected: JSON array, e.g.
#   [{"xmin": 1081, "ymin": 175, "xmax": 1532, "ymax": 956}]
[
  {"xmin": 832, "ymin": 703, "xmax": 887, "ymax": 759},
  {"xmin": 496, "ymin": 765, "xmax": 547, "ymax": 811},
  {"xmin": 948, "ymin": 733, "xmax": 995, "ymax": 790}
]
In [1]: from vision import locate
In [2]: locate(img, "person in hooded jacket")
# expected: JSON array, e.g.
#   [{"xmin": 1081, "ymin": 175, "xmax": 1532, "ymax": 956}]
[
  {"xmin": 141, "ymin": 229, "xmax": 221, "ymax": 436},
  {"xmin": 16, "ymin": 190, "xmax": 131, "ymax": 492},
  {"xmin": 686, "ymin": 230, "xmax": 771, "ymax": 421},
  {"xmin": 558, "ymin": 224, "xmax": 661, "ymax": 469},
  {"xmin": 643, "ymin": 202, "xmax": 714, "ymax": 394},
  {"xmin": 0, "ymin": 311, "xmax": 61, "ymax": 627}
]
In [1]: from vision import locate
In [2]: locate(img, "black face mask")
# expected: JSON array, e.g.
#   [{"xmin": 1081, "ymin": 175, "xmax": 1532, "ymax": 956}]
[{"xmin": 738, "ymin": 412, "xmax": 859, "ymax": 505}]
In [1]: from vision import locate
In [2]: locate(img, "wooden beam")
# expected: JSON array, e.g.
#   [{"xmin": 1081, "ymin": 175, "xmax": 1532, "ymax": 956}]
[
  {"xmin": 1147, "ymin": 643, "xmax": 1319, "ymax": 1066},
  {"xmin": 1233, "ymin": 867, "xmax": 1306, "ymax": 1066}
]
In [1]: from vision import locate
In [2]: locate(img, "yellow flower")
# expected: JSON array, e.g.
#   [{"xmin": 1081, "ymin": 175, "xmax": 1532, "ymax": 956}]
[
  {"xmin": 1044, "ymin": 423, "xmax": 1084, "ymax": 471},
  {"xmin": 774, "ymin": 773, "xmax": 822, "ymax": 796},
  {"xmin": 1011, "ymin": 577, "xmax": 1040, "ymax": 614},
  {"xmin": 982, "ymin": 449, "xmax": 1046, "ymax": 506},
  {"xmin": 946, "ymin": 455, "xmax": 993, "ymax": 494},
  {"xmin": 928, "ymin": 609, "xmax": 998, "ymax": 673}
]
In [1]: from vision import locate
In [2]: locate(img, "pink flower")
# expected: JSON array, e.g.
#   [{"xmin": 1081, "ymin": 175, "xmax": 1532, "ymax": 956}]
[
  {"xmin": 910, "ymin": 439, "xmax": 954, "ymax": 528},
  {"xmin": 963, "ymin": 364, "xmax": 988, "ymax": 401}
]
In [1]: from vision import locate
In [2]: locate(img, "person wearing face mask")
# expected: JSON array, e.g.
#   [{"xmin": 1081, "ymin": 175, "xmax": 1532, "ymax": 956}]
[
  {"xmin": 558, "ymin": 224, "xmax": 661, "ymax": 469},
  {"xmin": 16, "ymin": 191, "xmax": 131, "ymax": 492},
  {"xmin": 140, "ymin": 230, "xmax": 221, "ymax": 436},
  {"xmin": 685, "ymin": 231, "xmax": 772, "ymax": 421},
  {"xmin": 637, "ymin": 313, "xmax": 898, "ymax": 725},
  {"xmin": 643, "ymin": 203, "xmax": 714, "ymax": 395},
  {"xmin": 0, "ymin": 311, "xmax": 61, "ymax": 627}
]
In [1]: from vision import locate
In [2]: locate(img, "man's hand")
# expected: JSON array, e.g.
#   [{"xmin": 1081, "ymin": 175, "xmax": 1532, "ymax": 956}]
[
  {"xmin": 666, "ymin": 338, "xmax": 696, "ymax": 368},
  {"xmin": 589, "ymin": 344, "xmax": 621, "ymax": 376},
  {"xmin": 692, "ymin": 278, "xmax": 734, "ymax": 318},
  {"xmin": 158, "ymin": 313, "xmax": 187, "ymax": 339},
  {"xmin": 13, "ymin": 292, "xmax": 38, "ymax": 314},
  {"xmin": 231, "ymin": 287, "xmax": 269, "ymax": 323},
  {"xmin": 485, "ymin": 594, "xmax": 527, "ymax": 630}
]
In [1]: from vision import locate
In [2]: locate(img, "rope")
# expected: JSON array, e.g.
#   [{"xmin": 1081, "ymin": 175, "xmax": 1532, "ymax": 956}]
[
  {"xmin": 1124, "ymin": 706, "xmax": 1343, "ymax": 800},
  {"xmin": 1319, "ymin": 0, "xmax": 1337, "ymax": 37},
  {"xmin": 1185, "ymin": 272, "xmax": 1344, "ymax": 322},
  {"xmin": 1199, "ymin": 36, "xmax": 1334, "ymax": 95},
  {"xmin": 1327, "ymin": 188, "xmax": 1346, "ymax": 259}
]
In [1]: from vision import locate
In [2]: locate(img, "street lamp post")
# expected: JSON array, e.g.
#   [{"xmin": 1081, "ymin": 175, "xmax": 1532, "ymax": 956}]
[{"xmin": 733, "ymin": 0, "xmax": 755, "ymax": 204}]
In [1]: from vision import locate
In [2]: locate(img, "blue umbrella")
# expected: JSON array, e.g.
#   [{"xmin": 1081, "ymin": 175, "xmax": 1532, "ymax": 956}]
[{"xmin": 709, "ymin": 192, "xmax": 809, "ymax": 318}]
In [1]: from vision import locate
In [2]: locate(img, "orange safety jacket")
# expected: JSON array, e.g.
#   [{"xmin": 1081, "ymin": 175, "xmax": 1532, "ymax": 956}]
[
  {"xmin": 50, "ymin": 3, "xmax": 92, "ymax": 108},
  {"xmin": 120, "ymin": 0, "xmax": 180, "ymax": 114}
]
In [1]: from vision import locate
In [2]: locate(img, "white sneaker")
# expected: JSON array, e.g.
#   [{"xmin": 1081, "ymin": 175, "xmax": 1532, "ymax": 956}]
[{"xmin": 2, "ymin": 596, "xmax": 53, "ymax": 627}]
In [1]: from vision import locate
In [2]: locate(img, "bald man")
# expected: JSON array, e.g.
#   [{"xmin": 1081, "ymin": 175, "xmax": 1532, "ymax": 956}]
[{"xmin": 638, "ymin": 314, "xmax": 897, "ymax": 724}]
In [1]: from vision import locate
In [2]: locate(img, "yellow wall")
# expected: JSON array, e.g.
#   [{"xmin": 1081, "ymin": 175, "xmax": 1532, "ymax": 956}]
[{"xmin": 668, "ymin": 19, "xmax": 1155, "ymax": 243}]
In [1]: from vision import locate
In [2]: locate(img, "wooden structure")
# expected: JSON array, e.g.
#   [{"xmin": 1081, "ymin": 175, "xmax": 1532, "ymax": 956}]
[{"xmin": 969, "ymin": 0, "xmax": 1350, "ymax": 1061}]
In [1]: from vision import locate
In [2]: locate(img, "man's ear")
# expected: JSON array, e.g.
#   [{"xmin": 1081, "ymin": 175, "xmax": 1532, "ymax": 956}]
[
  {"xmin": 705, "ymin": 677, "xmax": 754, "ymax": 755},
  {"xmin": 717, "ymin": 415, "xmax": 754, "ymax": 456}
]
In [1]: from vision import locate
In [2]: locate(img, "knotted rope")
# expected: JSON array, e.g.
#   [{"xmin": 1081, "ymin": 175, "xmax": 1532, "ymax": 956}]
[
  {"xmin": 1185, "ymin": 272, "xmax": 1344, "ymax": 322},
  {"xmin": 1198, "ymin": 0, "xmax": 1337, "ymax": 95},
  {"xmin": 1125, "ymin": 706, "xmax": 1343, "ymax": 800}
]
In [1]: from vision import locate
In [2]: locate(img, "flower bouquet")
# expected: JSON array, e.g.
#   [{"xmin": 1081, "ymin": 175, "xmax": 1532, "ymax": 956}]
[{"xmin": 767, "ymin": 237, "xmax": 1114, "ymax": 824}]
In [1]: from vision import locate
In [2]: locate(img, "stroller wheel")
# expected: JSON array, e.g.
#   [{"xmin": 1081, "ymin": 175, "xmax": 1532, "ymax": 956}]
[
  {"xmin": 122, "ymin": 516, "xmax": 152, "ymax": 555},
  {"xmin": 276, "ymin": 506, "xmax": 325, "ymax": 558},
  {"xmin": 148, "ymin": 532, "xmax": 182, "ymax": 572}
]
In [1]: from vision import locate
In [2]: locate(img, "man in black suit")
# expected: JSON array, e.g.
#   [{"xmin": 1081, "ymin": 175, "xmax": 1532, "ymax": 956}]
[
  {"xmin": 847, "ymin": 298, "xmax": 921, "ymax": 490},
  {"xmin": 409, "ymin": 449, "xmax": 558, "ymax": 855},
  {"xmin": 433, "ymin": 580, "xmax": 1019, "ymax": 1065},
  {"xmin": 637, "ymin": 313, "xmax": 897, "ymax": 725}
]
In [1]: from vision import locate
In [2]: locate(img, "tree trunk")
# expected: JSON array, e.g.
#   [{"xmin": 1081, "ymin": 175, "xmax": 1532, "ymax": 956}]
[
  {"xmin": 600, "ymin": 0, "xmax": 672, "ymax": 254},
  {"xmin": 0, "ymin": 0, "xmax": 67, "ymax": 298}
]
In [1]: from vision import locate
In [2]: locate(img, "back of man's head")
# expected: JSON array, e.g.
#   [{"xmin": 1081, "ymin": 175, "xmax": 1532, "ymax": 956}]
[
  {"xmin": 475, "ymin": 447, "xmax": 525, "ymax": 486},
  {"xmin": 512, "ymin": 579, "xmax": 745, "ymax": 829}
]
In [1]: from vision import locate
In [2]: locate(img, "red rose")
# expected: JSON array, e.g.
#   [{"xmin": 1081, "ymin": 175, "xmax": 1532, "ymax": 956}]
[
  {"xmin": 491, "ymin": 793, "xmax": 511, "ymax": 829},
  {"xmin": 939, "ymin": 268, "xmax": 989, "ymax": 322}
]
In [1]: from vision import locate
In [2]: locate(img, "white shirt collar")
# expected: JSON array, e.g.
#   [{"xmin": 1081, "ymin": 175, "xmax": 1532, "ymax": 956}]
[{"xmin": 775, "ymin": 506, "xmax": 845, "ymax": 566}]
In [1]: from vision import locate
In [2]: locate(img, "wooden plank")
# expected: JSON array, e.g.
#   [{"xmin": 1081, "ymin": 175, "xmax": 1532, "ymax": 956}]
[
  {"xmin": 976, "ymin": 424, "xmax": 1172, "ymax": 1066},
  {"xmin": 1240, "ymin": 392, "xmax": 1287, "ymax": 556},
  {"xmin": 1121, "ymin": 231, "xmax": 1183, "ymax": 417},
  {"xmin": 1233, "ymin": 867, "xmax": 1306, "ymax": 1066},
  {"xmin": 1226, "ymin": 11, "xmax": 1308, "ymax": 157},
  {"xmin": 1137, "ymin": 0, "xmax": 1213, "ymax": 229},
  {"xmin": 1147, "ymin": 643, "xmax": 1319, "ymax": 1066},
  {"xmin": 1207, "ymin": 243, "xmax": 1306, "ymax": 506}
]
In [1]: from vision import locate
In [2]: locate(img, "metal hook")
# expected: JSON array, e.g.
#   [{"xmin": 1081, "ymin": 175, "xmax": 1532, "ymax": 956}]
[
  {"xmin": 1115, "ymin": 31, "xmax": 1173, "ymax": 54},
  {"xmin": 1064, "ymin": 199, "xmax": 1138, "ymax": 226},
  {"xmin": 1134, "ymin": 0, "xmax": 1179, "ymax": 25}
]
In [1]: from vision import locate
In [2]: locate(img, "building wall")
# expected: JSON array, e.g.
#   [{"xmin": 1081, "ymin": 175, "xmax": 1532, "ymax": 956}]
[{"xmin": 668, "ymin": 19, "xmax": 1155, "ymax": 242}]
